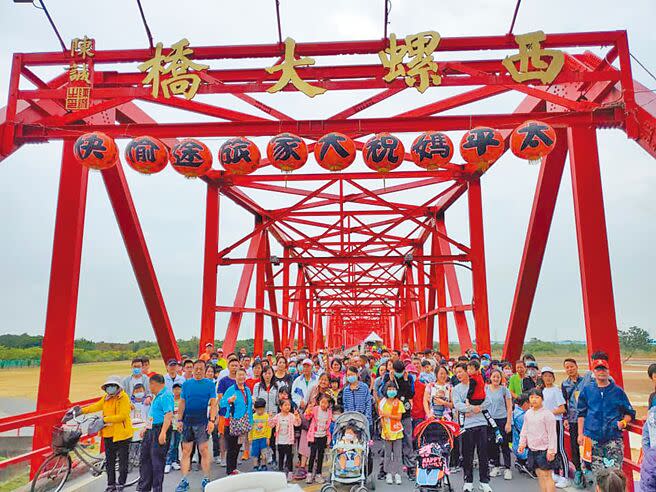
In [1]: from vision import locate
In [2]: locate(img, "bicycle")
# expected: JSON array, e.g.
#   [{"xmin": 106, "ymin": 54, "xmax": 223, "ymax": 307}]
[{"xmin": 31, "ymin": 407, "xmax": 141, "ymax": 492}]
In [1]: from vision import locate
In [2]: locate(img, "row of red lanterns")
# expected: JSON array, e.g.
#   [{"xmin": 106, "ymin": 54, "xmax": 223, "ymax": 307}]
[{"xmin": 72, "ymin": 120, "xmax": 557, "ymax": 177}]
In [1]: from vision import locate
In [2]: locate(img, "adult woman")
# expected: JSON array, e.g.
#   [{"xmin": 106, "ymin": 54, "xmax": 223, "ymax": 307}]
[
  {"xmin": 81, "ymin": 376, "xmax": 133, "ymax": 491},
  {"xmin": 205, "ymin": 364, "xmax": 216, "ymax": 383},
  {"xmin": 486, "ymin": 368, "xmax": 513, "ymax": 480},
  {"xmin": 329, "ymin": 358, "xmax": 344, "ymax": 382},
  {"xmin": 373, "ymin": 363, "xmax": 388, "ymax": 401},
  {"xmin": 253, "ymin": 365, "xmax": 279, "ymax": 466},
  {"xmin": 219, "ymin": 368, "xmax": 253, "ymax": 475},
  {"xmin": 246, "ymin": 361, "xmax": 262, "ymax": 391},
  {"xmin": 423, "ymin": 365, "xmax": 453, "ymax": 419},
  {"xmin": 273, "ymin": 356, "xmax": 294, "ymax": 392},
  {"xmin": 307, "ymin": 373, "xmax": 330, "ymax": 407}
]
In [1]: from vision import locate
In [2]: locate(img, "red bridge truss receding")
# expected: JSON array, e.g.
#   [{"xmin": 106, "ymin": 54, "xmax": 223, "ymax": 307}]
[{"xmin": 1, "ymin": 30, "xmax": 655, "ymax": 477}]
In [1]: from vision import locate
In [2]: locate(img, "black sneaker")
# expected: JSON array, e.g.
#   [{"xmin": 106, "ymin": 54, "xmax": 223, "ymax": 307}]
[{"xmin": 378, "ymin": 470, "xmax": 387, "ymax": 480}]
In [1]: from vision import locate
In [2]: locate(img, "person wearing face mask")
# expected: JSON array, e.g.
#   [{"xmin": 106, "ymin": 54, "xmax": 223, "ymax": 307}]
[
  {"xmin": 523, "ymin": 360, "xmax": 543, "ymax": 393},
  {"xmin": 124, "ymin": 358, "xmax": 151, "ymax": 404},
  {"xmin": 380, "ymin": 382, "xmax": 405, "ymax": 485},
  {"xmin": 81, "ymin": 376, "xmax": 134, "ymax": 492},
  {"xmin": 342, "ymin": 366, "xmax": 373, "ymax": 427}
]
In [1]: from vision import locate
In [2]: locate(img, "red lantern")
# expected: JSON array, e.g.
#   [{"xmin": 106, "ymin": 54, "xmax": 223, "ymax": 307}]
[
  {"xmin": 73, "ymin": 132, "xmax": 118, "ymax": 170},
  {"xmin": 219, "ymin": 137, "xmax": 260, "ymax": 175},
  {"xmin": 510, "ymin": 120, "xmax": 556, "ymax": 165},
  {"xmin": 170, "ymin": 138, "xmax": 213, "ymax": 178},
  {"xmin": 124, "ymin": 136, "xmax": 169, "ymax": 174},
  {"xmin": 459, "ymin": 127, "xmax": 505, "ymax": 170},
  {"xmin": 314, "ymin": 132, "xmax": 356, "ymax": 172},
  {"xmin": 363, "ymin": 133, "xmax": 404, "ymax": 173},
  {"xmin": 410, "ymin": 131, "xmax": 453, "ymax": 170},
  {"xmin": 266, "ymin": 133, "xmax": 308, "ymax": 172}
]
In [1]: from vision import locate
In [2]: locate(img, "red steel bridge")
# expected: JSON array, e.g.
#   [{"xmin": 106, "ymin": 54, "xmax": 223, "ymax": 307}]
[{"xmin": 0, "ymin": 27, "xmax": 654, "ymax": 487}]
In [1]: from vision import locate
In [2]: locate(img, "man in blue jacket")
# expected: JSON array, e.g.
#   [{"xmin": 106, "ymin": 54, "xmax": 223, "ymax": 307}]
[{"xmin": 576, "ymin": 357, "xmax": 635, "ymax": 478}]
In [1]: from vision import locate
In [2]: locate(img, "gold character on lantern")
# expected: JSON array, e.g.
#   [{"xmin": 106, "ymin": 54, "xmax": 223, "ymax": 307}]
[
  {"xmin": 65, "ymin": 86, "xmax": 91, "ymax": 111},
  {"xmin": 68, "ymin": 62, "xmax": 90, "ymax": 84},
  {"xmin": 265, "ymin": 37, "xmax": 327, "ymax": 98},
  {"xmin": 379, "ymin": 31, "xmax": 442, "ymax": 93},
  {"xmin": 70, "ymin": 36, "xmax": 95, "ymax": 59},
  {"xmin": 138, "ymin": 38, "xmax": 209, "ymax": 100},
  {"xmin": 502, "ymin": 31, "xmax": 565, "ymax": 84}
]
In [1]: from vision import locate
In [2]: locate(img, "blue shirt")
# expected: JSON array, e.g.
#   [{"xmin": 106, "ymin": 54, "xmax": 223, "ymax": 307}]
[
  {"xmin": 216, "ymin": 376, "xmax": 236, "ymax": 417},
  {"xmin": 342, "ymin": 381, "xmax": 373, "ymax": 426},
  {"xmin": 181, "ymin": 378, "xmax": 217, "ymax": 425},
  {"xmin": 149, "ymin": 387, "xmax": 175, "ymax": 425},
  {"xmin": 577, "ymin": 380, "xmax": 635, "ymax": 444}
]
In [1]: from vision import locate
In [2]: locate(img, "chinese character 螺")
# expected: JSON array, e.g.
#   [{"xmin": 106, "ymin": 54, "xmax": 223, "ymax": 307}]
[
  {"xmin": 502, "ymin": 31, "xmax": 565, "ymax": 84},
  {"xmin": 265, "ymin": 37, "xmax": 327, "ymax": 98},
  {"xmin": 379, "ymin": 31, "xmax": 442, "ymax": 93},
  {"xmin": 138, "ymin": 38, "xmax": 209, "ymax": 100}
]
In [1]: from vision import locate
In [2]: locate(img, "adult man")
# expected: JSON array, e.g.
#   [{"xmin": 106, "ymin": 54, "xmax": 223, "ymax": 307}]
[
  {"xmin": 265, "ymin": 350, "xmax": 274, "ymax": 366},
  {"xmin": 198, "ymin": 343, "xmax": 214, "ymax": 362},
  {"xmin": 142, "ymin": 357, "xmax": 156, "ymax": 378},
  {"xmin": 561, "ymin": 358, "xmax": 587, "ymax": 487},
  {"xmin": 241, "ymin": 355, "xmax": 254, "ymax": 378},
  {"xmin": 215, "ymin": 348, "xmax": 227, "ymax": 369},
  {"xmin": 343, "ymin": 365, "xmax": 373, "ymax": 425},
  {"xmin": 577, "ymin": 358, "xmax": 635, "ymax": 477},
  {"xmin": 382, "ymin": 359, "xmax": 416, "ymax": 479},
  {"xmin": 181, "ymin": 359, "xmax": 194, "ymax": 381},
  {"xmin": 164, "ymin": 360, "xmax": 185, "ymax": 393},
  {"xmin": 124, "ymin": 358, "xmax": 151, "ymax": 399},
  {"xmin": 357, "ymin": 355, "xmax": 372, "ymax": 386},
  {"xmin": 138, "ymin": 374, "xmax": 174, "ymax": 492},
  {"xmin": 291, "ymin": 359, "xmax": 318, "ymax": 410},
  {"xmin": 175, "ymin": 360, "xmax": 217, "ymax": 492},
  {"xmin": 452, "ymin": 363, "xmax": 492, "ymax": 492},
  {"xmin": 508, "ymin": 360, "xmax": 526, "ymax": 398}
]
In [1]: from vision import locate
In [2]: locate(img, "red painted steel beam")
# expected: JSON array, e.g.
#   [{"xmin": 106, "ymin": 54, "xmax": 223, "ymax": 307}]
[
  {"xmin": 17, "ymin": 108, "xmax": 625, "ymax": 140},
  {"xmin": 215, "ymin": 306, "xmax": 311, "ymax": 332},
  {"xmin": 467, "ymin": 178, "xmax": 491, "ymax": 355},
  {"xmin": 254, "ymin": 235, "xmax": 266, "ymax": 357},
  {"xmin": 264, "ymin": 235, "xmax": 282, "ymax": 352},
  {"xmin": 567, "ymin": 127, "xmax": 623, "ymax": 383},
  {"xmin": 200, "ymin": 184, "xmax": 219, "ymax": 349},
  {"xmin": 503, "ymin": 129, "xmax": 568, "ymax": 363},
  {"xmin": 435, "ymin": 217, "xmax": 473, "ymax": 352},
  {"xmin": 219, "ymin": 254, "xmax": 467, "ymax": 265},
  {"xmin": 281, "ymin": 248, "xmax": 290, "ymax": 348},
  {"xmin": 222, "ymin": 226, "xmax": 263, "ymax": 353},
  {"xmin": 102, "ymin": 161, "xmax": 180, "ymax": 362},
  {"xmin": 32, "ymin": 140, "xmax": 88, "ymax": 474}
]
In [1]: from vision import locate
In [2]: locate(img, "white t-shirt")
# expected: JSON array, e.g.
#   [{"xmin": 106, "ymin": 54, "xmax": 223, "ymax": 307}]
[{"xmin": 542, "ymin": 386, "xmax": 566, "ymax": 421}]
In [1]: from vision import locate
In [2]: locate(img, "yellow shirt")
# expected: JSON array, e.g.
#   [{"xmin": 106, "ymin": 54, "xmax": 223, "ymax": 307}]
[
  {"xmin": 249, "ymin": 412, "xmax": 271, "ymax": 440},
  {"xmin": 379, "ymin": 398, "xmax": 405, "ymax": 441}
]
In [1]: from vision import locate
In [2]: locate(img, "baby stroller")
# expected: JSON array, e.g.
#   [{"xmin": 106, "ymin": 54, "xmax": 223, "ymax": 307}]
[
  {"xmin": 321, "ymin": 412, "xmax": 375, "ymax": 492},
  {"xmin": 413, "ymin": 418, "xmax": 460, "ymax": 492}
]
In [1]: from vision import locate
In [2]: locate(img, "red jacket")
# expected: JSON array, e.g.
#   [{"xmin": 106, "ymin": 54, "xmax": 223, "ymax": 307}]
[{"xmin": 411, "ymin": 379, "xmax": 426, "ymax": 420}]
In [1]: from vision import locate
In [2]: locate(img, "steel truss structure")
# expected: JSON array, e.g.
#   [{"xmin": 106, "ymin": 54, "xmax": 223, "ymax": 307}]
[{"xmin": 1, "ymin": 30, "xmax": 655, "ymax": 481}]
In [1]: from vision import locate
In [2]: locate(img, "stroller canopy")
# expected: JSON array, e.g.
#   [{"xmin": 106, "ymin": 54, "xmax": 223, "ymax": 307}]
[{"xmin": 334, "ymin": 411, "xmax": 371, "ymax": 441}]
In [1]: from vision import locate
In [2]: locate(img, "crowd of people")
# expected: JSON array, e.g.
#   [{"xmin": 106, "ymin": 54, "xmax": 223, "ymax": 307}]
[{"xmin": 80, "ymin": 343, "xmax": 656, "ymax": 492}]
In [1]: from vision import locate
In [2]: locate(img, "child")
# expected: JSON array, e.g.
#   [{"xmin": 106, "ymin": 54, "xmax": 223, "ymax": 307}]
[
  {"xmin": 518, "ymin": 388, "xmax": 557, "ymax": 492},
  {"xmin": 130, "ymin": 382, "xmax": 149, "ymax": 421},
  {"xmin": 460, "ymin": 360, "xmax": 503, "ymax": 443},
  {"xmin": 595, "ymin": 468, "xmax": 627, "ymax": 492},
  {"xmin": 379, "ymin": 382, "xmax": 405, "ymax": 485},
  {"xmin": 512, "ymin": 392, "xmax": 535, "ymax": 479},
  {"xmin": 640, "ymin": 363, "xmax": 656, "ymax": 492},
  {"xmin": 165, "ymin": 382, "xmax": 183, "ymax": 473},
  {"xmin": 250, "ymin": 398, "xmax": 272, "ymax": 471},
  {"xmin": 540, "ymin": 367, "xmax": 569, "ymax": 488},
  {"xmin": 305, "ymin": 394, "xmax": 332, "ymax": 484},
  {"xmin": 269, "ymin": 399, "xmax": 300, "ymax": 481},
  {"xmin": 334, "ymin": 425, "xmax": 362, "ymax": 475},
  {"xmin": 327, "ymin": 376, "xmax": 341, "ymax": 407}
]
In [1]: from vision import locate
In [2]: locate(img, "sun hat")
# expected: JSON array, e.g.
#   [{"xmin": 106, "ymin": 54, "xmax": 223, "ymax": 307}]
[{"xmin": 101, "ymin": 375, "xmax": 123, "ymax": 391}]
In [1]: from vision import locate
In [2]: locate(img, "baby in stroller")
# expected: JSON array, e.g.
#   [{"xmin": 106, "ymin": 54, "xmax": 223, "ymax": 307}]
[
  {"xmin": 414, "ymin": 418, "xmax": 460, "ymax": 492},
  {"xmin": 335, "ymin": 425, "xmax": 363, "ymax": 475}
]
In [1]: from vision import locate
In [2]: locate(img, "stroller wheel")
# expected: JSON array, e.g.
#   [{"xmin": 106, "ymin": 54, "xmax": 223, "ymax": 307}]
[
  {"xmin": 320, "ymin": 485, "xmax": 338, "ymax": 492},
  {"xmin": 350, "ymin": 486, "xmax": 368, "ymax": 492}
]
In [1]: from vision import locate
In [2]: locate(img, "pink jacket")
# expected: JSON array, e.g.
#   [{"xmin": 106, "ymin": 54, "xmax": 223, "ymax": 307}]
[
  {"xmin": 306, "ymin": 406, "xmax": 333, "ymax": 443},
  {"xmin": 268, "ymin": 412, "xmax": 300, "ymax": 444},
  {"xmin": 519, "ymin": 406, "xmax": 557, "ymax": 453}
]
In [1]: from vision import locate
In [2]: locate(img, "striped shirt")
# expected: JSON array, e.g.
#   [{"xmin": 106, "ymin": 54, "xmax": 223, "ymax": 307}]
[{"xmin": 342, "ymin": 382, "xmax": 373, "ymax": 426}]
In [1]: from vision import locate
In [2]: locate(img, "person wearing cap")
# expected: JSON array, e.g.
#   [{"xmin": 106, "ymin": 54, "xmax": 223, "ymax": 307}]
[
  {"xmin": 137, "ymin": 374, "xmax": 174, "ymax": 492},
  {"xmin": 290, "ymin": 358, "xmax": 318, "ymax": 479},
  {"xmin": 576, "ymin": 357, "xmax": 635, "ymax": 477},
  {"xmin": 522, "ymin": 360, "xmax": 542, "ymax": 393},
  {"xmin": 561, "ymin": 358, "xmax": 588, "ymax": 487},
  {"xmin": 81, "ymin": 376, "xmax": 134, "ymax": 491},
  {"xmin": 164, "ymin": 359, "xmax": 185, "ymax": 393},
  {"xmin": 540, "ymin": 366, "xmax": 570, "ymax": 489},
  {"xmin": 198, "ymin": 343, "xmax": 214, "ymax": 362}
]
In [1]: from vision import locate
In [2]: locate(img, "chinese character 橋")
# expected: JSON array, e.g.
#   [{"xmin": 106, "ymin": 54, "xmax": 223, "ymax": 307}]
[
  {"xmin": 502, "ymin": 31, "xmax": 565, "ymax": 84},
  {"xmin": 379, "ymin": 31, "xmax": 442, "ymax": 93},
  {"xmin": 70, "ymin": 36, "xmax": 95, "ymax": 59},
  {"xmin": 138, "ymin": 38, "xmax": 209, "ymax": 100},
  {"xmin": 265, "ymin": 37, "xmax": 327, "ymax": 98}
]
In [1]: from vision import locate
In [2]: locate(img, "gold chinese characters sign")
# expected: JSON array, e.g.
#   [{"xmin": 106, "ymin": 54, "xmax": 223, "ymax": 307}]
[
  {"xmin": 131, "ymin": 32, "xmax": 565, "ymax": 101},
  {"xmin": 65, "ymin": 36, "xmax": 94, "ymax": 111}
]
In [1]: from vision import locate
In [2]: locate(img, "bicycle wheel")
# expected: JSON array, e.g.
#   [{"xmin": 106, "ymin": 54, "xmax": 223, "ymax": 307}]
[
  {"xmin": 124, "ymin": 441, "xmax": 142, "ymax": 487},
  {"xmin": 31, "ymin": 453, "xmax": 72, "ymax": 492}
]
